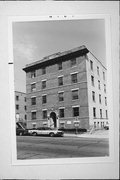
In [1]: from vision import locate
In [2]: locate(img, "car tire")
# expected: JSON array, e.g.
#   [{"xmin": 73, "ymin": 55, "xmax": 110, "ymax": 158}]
[
  {"xmin": 32, "ymin": 132, "xmax": 37, "ymax": 136},
  {"xmin": 49, "ymin": 133, "xmax": 55, "ymax": 137}
]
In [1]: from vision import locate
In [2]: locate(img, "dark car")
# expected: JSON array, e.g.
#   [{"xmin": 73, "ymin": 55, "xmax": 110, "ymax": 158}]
[
  {"xmin": 16, "ymin": 127, "xmax": 28, "ymax": 136},
  {"xmin": 104, "ymin": 125, "xmax": 109, "ymax": 130}
]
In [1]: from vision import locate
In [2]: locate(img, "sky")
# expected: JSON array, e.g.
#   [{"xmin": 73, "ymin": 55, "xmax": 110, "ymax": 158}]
[{"xmin": 13, "ymin": 19, "xmax": 106, "ymax": 93}]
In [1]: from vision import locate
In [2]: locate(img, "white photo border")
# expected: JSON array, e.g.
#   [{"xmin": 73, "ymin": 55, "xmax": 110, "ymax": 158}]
[{"xmin": 8, "ymin": 14, "xmax": 114, "ymax": 166}]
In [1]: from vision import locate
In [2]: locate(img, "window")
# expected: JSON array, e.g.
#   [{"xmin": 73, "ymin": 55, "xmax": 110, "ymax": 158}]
[
  {"xmin": 103, "ymin": 72, "xmax": 105, "ymax": 80},
  {"xmin": 58, "ymin": 62, "xmax": 62, "ymax": 70},
  {"xmin": 25, "ymin": 114, "xmax": 27, "ymax": 120},
  {"xmin": 42, "ymin": 80, "xmax": 46, "ymax": 89},
  {"xmin": 42, "ymin": 110, "xmax": 47, "ymax": 119},
  {"xmin": 71, "ymin": 73, "xmax": 78, "ymax": 83},
  {"xmin": 72, "ymin": 89, "xmax": 79, "ymax": 100},
  {"xmin": 71, "ymin": 58, "xmax": 76, "ymax": 66},
  {"xmin": 98, "ymin": 80, "xmax": 100, "ymax": 90},
  {"xmin": 93, "ymin": 107, "xmax": 96, "ymax": 118},
  {"xmin": 92, "ymin": 91, "xmax": 95, "ymax": 102},
  {"xmin": 94, "ymin": 122, "xmax": 96, "ymax": 128},
  {"xmin": 97, "ymin": 66, "xmax": 99, "ymax": 75},
  {"xmin": 31, "ymin": 97, "xmax": 36, "ymax": 105},
  {"xmin": 104, "ymin": 84, "xmax": 106, "ymax": 93},
  {"xmin": 91, "ymin": 76, "xmax": 94, "ymax": 86},
  {"xmin": 24, "ymin": 106, "xmax": 27, "ymax": 110},
  {"xmin": 90, "ymin": 60, "xmax": 93, "ymax": 71},
  {"xmin": 99, "ymin": 94, "xmax": 102, "ymax": 104},
  {"xmin": 58, "ymin": 92, "xmax": 64, "ymax": 102},
  {"xmin": 59, "ymin": 108, "xmax": 64, "ymax": 118},
  {"xmin": 42, "ymin": 67, "xmax": 46, "ymax": 75},
  {"xmin": 105, "ymin": 97, "xmax": 107, "ymax": 106},
  {"xmin": 31, "ymin": 83, "xmax": 36, "ymax": 92},
  {"xmin": 31, "ymin": 111, "xmax": 36, "ymax": 120},
  {"xmin": 42, "ymin": 95, "xmax": 47, "ymax": 104},
  {"xmin": 58, "ymin": 76, "xmax": 63, "ymax": 86},
  {"xmin": 16, "ymin": 95, "xmax": 19, "ymax": 101},
  {"xmin": 100, "ymin": 109, "xmax": 102, "ymax": 118},
  {"xmin": 106, "ymin": 110, "xmax": 108, "ymax": 119},
  {"xmin": 24, "ymin": 97, "xmax": 26, "ymax": 102},
  {"xmin": 16, "ymin": 104, "xmax": 19, "ymax": 110},
  {"xmin": 73, "ymin": 107, "xmax": 79, "ymax": 117},
  {"xmin": 31, "ymin": 70, "xmax": 36, "ymax": 78}
]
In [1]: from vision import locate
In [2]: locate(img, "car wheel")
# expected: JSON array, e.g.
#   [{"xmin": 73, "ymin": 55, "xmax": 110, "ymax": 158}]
[
  {"xmin": 19, "ymin": 132, "xmax": 23, "ymax": 136},
  {"xmin": 32, "ymin": 132, "xmax": 37, "ymax": 136},
  {"xmin": 49, "ymin": 133, "xmax": 55, "ymax": 137}
]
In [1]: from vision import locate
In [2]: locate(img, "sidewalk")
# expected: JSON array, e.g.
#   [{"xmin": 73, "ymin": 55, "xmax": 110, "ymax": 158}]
[{"xmin": 64, "ymin": 129, "xmax": 109, "ymax": 139}]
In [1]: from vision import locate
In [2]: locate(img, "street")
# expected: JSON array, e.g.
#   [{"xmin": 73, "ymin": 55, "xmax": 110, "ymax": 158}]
[{"xmin": 17, "ymin": 136, "xmax": 109, "ymax": 159}]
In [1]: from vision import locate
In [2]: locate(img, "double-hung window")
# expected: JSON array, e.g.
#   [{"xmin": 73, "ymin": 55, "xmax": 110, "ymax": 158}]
[
  {"xmin": 72, "ymin": 89, "xmax": 79, "ymax": 100},
  {"xmin": 92, "ymin": 91, "xmax": 95, "ymax": 102},
  {"xmin": 90, "ymin": 60, "xmax": 93, "ymax": 71},
  {"xmin": 71, "ymin": 73, "xmax": 78, "ymax": 83},
  {"xmin": 58, "ymin": 62, "xmax": 62, "ymax": 70},
  {"xmin": 31, "ymin": 70, "xmax": 36, "ymax": 78},
  {"xmin": 93, "ymin": 107, "xmax": 96, "ymax": 118},
  {"xmin": 58, "ymin": 92, "xmax": 64, "ymax": 102},
  {"xmin": 31, "ymin": 83, "xmax": 36, "ymax": 92},
  {"xmin": 71, "ymin": 58, "xmax": 76, "ymax": 67},
  {"xmin": 58, "ymin": 76, "xmax": 63, "ymax": 86},
  {"xmin": 42, "ymin": 67, "xmax": 46, "ymax": 75},
  {"xmin": 91, "ymin": 76, "xmax": 94, "ymax": 86},
  {"xmin": 42, "ymin": 95, "xmax": 47, "ymax": 104},
  {"xmin": 73, "ymin": 106, "xmax": 79, "ymax": 117},
  {"xmin": 59, "ymin": 108, "xmax": 64, "ymax": 118},
  {"xmin": 42, "ymin": 110, "xmax": 47, "ymax": 119},
  {"xmin": 31, "ymin": 111, "xmax": 36, "ymax": 120},
  {"xmin": 31, "ymin": 97, "xmax": 36, "ymax": 105},
  {"xmin": 42, "ymin": 80, "xmax": 46, "ymax": 89}
]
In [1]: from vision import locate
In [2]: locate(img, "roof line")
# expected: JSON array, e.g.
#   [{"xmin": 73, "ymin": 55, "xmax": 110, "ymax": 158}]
[
  {"xmin": 15, "ymin": 90, "xmax": 26, "ymax": 94},
  {"xmin": 89, "ymin": 50, "xmax": 107, "ymax": 70}
]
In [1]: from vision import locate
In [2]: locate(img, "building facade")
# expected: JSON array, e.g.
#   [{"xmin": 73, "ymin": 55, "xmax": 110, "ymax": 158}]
[
  {"xmin": 23, "ymin": 45, "xmax": 108, "ymax": 130},
  {"xmin": 15, "ymin": 91, "xmax": 27, "ymax": 123}
]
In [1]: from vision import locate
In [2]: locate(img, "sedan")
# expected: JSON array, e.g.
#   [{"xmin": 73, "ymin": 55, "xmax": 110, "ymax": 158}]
[{"xmin": 28, "ymin": 127, "xmax": 64, "ymax": 137}]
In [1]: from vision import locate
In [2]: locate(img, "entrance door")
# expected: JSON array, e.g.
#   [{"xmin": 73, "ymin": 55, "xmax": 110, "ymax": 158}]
[{"xmin": 50, "ymin": 112, "xmax": 57, "ymax": 128}]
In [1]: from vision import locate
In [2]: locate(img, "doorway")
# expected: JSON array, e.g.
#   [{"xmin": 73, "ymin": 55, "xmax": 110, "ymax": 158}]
[{"xmin": 50, "ymin": 112, "xmax": 57, "ymax": 128}]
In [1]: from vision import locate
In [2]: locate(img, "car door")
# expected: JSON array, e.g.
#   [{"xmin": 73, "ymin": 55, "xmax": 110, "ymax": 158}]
[{"xmin": 37, "ymin": 127, "xmax": 43, "ymax": 135}]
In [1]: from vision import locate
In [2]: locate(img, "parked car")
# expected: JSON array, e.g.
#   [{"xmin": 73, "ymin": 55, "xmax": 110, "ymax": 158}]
[
  {"xmin": 104, "ymin": 125, "xmax": 109, "ymax": 130},
  {"xmin": 28, "ymin": 127, "xmax": 64, "ymax": 137},
  {"xmin": 16, "ymin": 127, "xmax": 28, "ymax": 136}
]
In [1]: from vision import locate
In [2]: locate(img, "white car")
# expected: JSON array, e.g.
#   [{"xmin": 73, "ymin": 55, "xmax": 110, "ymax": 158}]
[{"xmin": 28, "ymin": 127, "xmax": 64, "ymax": 137}]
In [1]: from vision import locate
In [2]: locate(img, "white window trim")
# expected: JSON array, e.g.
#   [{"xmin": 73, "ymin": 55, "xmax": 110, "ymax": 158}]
[
  {"xmin": 59, "ymin": 107, "xmax": 65, "ymax": 109},
  {"xmin": 42, "ymin": 109, "xmax": 47, "ymax": 111},
  {"xmin": 58, "ymin": 75, "xmax": 64, "ymax": 78},
  {"xmin": 42, "ymin": 79, "xmax": 47, "ymax": 82},
  {"xmin": 72, "ymin": 105, "xmax": 80, "ymax": 108},
  {"xmin": 31, "ymin": 82, "xmax": 36, "ymax": 84},
  {"xmin": 42, "ymin": 94, "xmax": 47, "ymax": 96},
  {"xmin": 31, "ymin": 96, "xmax": 36, "ymax": 98},
  {"xmin": 70, "ymin": 72, "xmax": 78, "ymax": 75},
  {"xmin": 58, "ymin": 91, "xmax": 64, "ymax": 93},
  {"xmin": 71, "ymin": 88, "xmax": 79, "ymax": 91},
  {"xmin": 31, "ymin": 110, "xmax": 37, "ymax": 112}
]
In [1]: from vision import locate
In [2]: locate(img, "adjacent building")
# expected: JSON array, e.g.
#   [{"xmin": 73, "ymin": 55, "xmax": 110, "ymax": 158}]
[
  {"xmin": 23, "ymin": 45, "xmax": 108, "ymax": 130},
  {"xmin": 15, "ymin": 91, "xmax": 27, "ymax": 123}
]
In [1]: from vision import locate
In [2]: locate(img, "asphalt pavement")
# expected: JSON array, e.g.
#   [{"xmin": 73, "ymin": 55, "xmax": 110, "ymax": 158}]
[{"xmin": 17, "ymin": 135, "xmax": 109, "ymax": 159}]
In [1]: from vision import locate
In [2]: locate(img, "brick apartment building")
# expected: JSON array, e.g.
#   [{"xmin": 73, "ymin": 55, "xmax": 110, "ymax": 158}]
[
  {"xmin": 23, "ymin": 45, "xmax": 108, "ymax": 130},
  {"xmin": 15, "ymin": 91, "xmax": 27, "ymax": 123}
]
